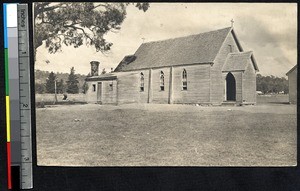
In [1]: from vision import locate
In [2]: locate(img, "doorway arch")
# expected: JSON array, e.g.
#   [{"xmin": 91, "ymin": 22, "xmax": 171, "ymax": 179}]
[{"xmin": 226, "ymin": 72, "xmax": 236, "ymax": 101}]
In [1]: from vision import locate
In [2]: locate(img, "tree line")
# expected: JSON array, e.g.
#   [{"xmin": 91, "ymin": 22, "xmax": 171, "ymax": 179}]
[
  {"xmin": 35, "ymin": 67, "xmax": 88, "ymax": 94},
  {"xmin": 256, "ymin": 74, "xmax": 288, "ymax": 94}
]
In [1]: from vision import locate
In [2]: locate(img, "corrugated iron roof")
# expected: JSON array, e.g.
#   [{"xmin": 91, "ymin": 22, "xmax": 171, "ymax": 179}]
[{"xmin": 116, "ymin": 27, "xmax": 232, "ymax": 72}]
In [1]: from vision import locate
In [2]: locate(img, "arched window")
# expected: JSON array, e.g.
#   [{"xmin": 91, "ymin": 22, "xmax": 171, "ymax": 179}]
[
  {"xmin": 182, "ymin": 69, "xmax": 187, "ymax": 90},
  {"xmin": 160, "ymin": 71, "xmax": 164, "ymax": 91},
  {"xmin": 140, "ymin": 72, "xmax": 144, "ymax": 92}
]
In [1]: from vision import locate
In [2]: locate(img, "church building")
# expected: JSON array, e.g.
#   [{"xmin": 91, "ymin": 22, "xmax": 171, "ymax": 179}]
[{"xmin": 85, "ymin": 26, "xmax": 259, "ymax": 105}]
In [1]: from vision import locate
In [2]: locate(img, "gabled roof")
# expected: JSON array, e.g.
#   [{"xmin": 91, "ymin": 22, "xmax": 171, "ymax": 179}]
[
  {"xmin": 222, "ymin": 51, "xmax": 259, "ymax": 72},
  {"xmin": 286, "ymin": 65, "xmax": 297, "ymax": 76},
  {"xmin": 115, "ymin": 27, "xmax": 233, "ymax": 72}
]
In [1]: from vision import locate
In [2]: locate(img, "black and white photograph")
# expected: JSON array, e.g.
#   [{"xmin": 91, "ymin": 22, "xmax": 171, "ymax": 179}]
[{"xmin": 34, "ymin": 2, "xmax": 297, "ymax": 166}]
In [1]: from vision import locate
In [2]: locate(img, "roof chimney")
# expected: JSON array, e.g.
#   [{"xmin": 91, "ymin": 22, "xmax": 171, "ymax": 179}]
[{"xmin": 90, "ymin": 61, "xmax": 100, "ymax": 76}]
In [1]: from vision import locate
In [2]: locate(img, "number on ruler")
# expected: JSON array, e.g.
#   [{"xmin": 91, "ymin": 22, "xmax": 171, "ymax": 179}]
[{"xmin": 22, "ymin": 103, "xmax": 28, "ymax": 108}]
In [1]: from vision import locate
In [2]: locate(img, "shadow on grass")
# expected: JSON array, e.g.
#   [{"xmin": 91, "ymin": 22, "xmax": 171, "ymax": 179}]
[{"xmin": 36, "ymin": 101, "xmax": 87, "ymax": 108}]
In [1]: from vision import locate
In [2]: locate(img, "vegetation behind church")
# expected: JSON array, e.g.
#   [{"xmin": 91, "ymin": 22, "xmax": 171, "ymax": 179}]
[
  {"xmin": 35, "ymin": 69, "xmax": 87, "ymax": 94},
  {"xmin": 256, "ymin": 74, "xmax": 288, "ymax": 94}
]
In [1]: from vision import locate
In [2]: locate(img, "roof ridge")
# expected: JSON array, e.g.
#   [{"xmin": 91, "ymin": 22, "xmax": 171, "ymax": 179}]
[
  {"xmin": 228, "ymin": 51, "xmax": 253, "ymax": 57},
  {"xmin": 141, "ymin": 27, "xmax": 232, "ymax": 45},
  {"xmin": 117, "ymin": 26, "xmax": 238, "ymax": 72}
]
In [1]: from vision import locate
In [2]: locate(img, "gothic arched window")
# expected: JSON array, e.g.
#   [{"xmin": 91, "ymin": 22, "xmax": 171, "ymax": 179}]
[
  {"xmin": 182, "ymin": 69, "xmax": 187, "ymax": 90},
  {"xmin": 160, "ymin": 71, "xmax": 165, "ymax": 91},
  {"xmin": 140, "ymin": 72, "xmax": 144, "ymax": 92}
]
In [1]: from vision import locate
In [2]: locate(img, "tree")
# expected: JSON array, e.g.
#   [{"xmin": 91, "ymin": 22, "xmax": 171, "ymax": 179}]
[
  {"xmin": 57, "ymin": 79, "xmax": 65, "ymax": 94},
  {"xmin": 35, "ymin": 83, "xmax": 46, "ymax": 94},
  {"xmin": 82, "ymin": 81, "xmax": 89, "ymax": 94},
  {"xmin": 101, "ymin": 68, "xmax": 107, "ymax": 74},
  {"xmin": 45, "ymin": 72, "xmax": 56, "ymax": 93},
  {"xmin": 66, "ymin": 67, "xmax": 79, "ymax": 94},
  {"xmin": 34, "ymin": 3, "xmax": 149, "ymax": 55},
  {"xmin": 256, "ymin": 74, "xmax": 288, "ymax": 94}
]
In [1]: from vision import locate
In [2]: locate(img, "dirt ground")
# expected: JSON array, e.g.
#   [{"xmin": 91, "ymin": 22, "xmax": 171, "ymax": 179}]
[{"xmin": 36, "ymin": 103, "xmax": 297, "ymax": 166}]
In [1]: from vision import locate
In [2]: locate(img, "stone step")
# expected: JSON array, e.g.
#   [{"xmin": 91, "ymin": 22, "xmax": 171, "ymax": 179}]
[{"xmin": 222, "ymin": 101, "xmax": 236, "ymax": 106}]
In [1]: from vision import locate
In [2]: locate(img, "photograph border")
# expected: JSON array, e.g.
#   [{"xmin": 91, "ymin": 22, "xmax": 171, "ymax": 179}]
[{"xmin": 0, "ymin": 1, "xmax": 299, "ymax": 190}]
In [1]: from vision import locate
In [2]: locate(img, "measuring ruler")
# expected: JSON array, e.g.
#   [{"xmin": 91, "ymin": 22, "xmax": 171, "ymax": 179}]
[
  {"xmin": 18, "ymin": 4, "xmax": 33, "ymax": 189},
  {"xmin": 4, "ymin": 3, "xmax": 33, "ymax": 189}
]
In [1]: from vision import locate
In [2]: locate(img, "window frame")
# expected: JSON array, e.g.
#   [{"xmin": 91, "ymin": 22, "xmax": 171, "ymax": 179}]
[
  {"xmin": 182, "ymin": 69, "xmax": 187, "ymax": 91},
  {"xmin": 160, "ymin": 71, "xmax": 165, "ymax": 91},
  {"xmin": 140, "ymin": 72, "xmax": 144, "ymax": 92}
]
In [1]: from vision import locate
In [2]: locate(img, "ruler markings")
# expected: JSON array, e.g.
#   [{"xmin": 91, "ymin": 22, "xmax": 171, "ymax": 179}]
[{"xmin": 18, "ymin": 4, "xmax": 33, "ymax": 189}]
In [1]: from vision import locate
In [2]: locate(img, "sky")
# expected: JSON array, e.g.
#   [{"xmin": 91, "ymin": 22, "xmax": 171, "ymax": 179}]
[{"xmin": 35, "ymin": 3, "xmax": 297, "ymax": 77}]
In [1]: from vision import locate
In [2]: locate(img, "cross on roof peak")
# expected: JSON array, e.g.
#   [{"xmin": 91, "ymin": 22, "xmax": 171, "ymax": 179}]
[{"xmin": 231, "ymin": 19, "xmax": 234, "ymax": 27}]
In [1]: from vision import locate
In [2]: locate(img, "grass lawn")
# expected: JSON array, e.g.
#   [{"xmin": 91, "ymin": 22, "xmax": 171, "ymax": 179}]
[{"xmin": 36, "ymin": 103, "xmax": 297, "ymax": 166}]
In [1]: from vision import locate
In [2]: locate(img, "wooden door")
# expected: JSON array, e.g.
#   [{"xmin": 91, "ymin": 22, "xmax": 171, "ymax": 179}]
[
  {"xmin": 97, "ymin": 82, "xmax": 102, "ymax": 104},
  {"xmin": 226, "ymin": 72, "xmax": 236, "ymax": 101}
]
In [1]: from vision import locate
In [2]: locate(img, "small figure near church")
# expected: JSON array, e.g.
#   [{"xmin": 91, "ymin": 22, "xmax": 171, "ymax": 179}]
[{"xmin": 63, "ymin": 93, "xmax": 68, "ymax": 100}]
